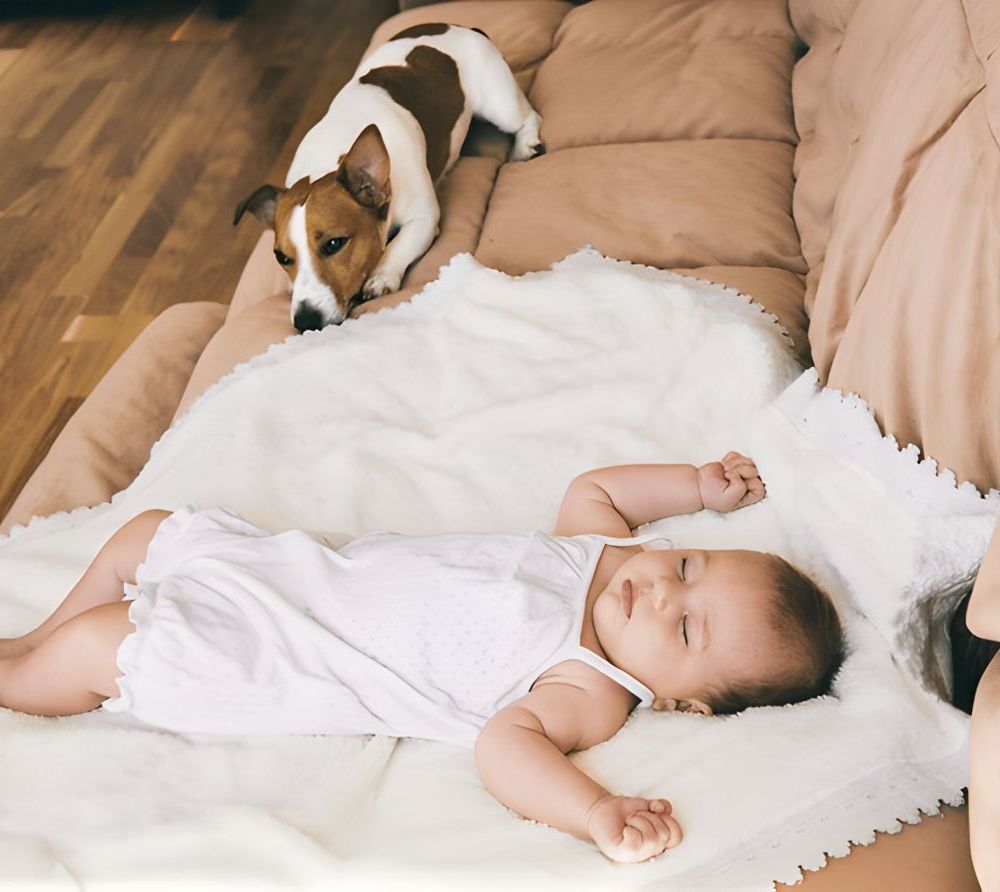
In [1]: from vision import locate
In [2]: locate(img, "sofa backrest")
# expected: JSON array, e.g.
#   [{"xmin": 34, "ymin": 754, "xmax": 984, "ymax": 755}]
[{"xmin": 790, "ymin": 0, "xmax": 999, "ymax": 493}]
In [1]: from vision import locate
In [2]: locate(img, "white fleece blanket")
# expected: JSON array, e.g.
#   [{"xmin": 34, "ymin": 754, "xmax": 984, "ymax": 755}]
[{"xmin": 1, "ymin": 249, "xmax": 997, "ymax": 890}]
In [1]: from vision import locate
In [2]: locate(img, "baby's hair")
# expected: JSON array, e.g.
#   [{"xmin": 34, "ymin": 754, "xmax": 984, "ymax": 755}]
[{"xmin": 708, "ymin": 556, "xmax": 846, "ymax": 716}]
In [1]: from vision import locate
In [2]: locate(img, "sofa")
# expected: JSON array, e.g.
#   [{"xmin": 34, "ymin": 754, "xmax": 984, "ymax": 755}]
[{"xmin": 3, "ymin": 0, "xmax": 996, "ymax": 887}]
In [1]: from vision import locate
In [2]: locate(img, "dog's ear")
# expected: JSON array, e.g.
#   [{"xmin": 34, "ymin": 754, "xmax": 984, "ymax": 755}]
[
  {"xmin": 233, "ymin": 184, "xmax": 283, "ymax": 227},
  {"xmin": 337, "ymin": 124, "xmax": 391, "ymax": 210}
]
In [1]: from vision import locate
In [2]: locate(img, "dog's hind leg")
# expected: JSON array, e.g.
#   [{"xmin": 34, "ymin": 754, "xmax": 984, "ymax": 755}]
[
  {"xmin": 462, "ymin": 36, "xmax": 544, "ymax": 161},
  {"xmin": 508, "ymin": 109, "xmax": 544, "ymax": 162}
]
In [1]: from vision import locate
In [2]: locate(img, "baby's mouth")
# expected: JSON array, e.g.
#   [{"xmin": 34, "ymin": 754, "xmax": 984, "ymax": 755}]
[{"xmin": 621, "ymin": 579, "xmax": 634, "ymax": 619}]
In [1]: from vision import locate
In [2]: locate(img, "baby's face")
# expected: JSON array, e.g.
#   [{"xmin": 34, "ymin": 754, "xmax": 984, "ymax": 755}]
[{"xmin": 592, "ymin": 547, "xmax": 786, "ymax": 713}]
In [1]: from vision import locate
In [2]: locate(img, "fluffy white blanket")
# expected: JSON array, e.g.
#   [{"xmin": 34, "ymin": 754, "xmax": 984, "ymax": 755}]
[{"xmin": 0, "ymin": 250, "xmax": 996, "ymax": 890}]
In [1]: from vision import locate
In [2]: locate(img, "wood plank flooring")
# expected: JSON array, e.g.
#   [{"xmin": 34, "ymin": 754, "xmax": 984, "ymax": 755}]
[{"xmin": 0, "ymin": 0, "xmax": 397, "ymax": 521}]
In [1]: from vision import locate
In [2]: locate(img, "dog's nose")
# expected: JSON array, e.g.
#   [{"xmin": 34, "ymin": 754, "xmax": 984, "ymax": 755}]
[{"xmin": 293, "ymin": 304, "xmax": 325, "ymax": 333}]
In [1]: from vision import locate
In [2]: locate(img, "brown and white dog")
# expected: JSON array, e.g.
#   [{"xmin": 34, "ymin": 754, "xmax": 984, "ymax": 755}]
[{"xmin": 234, "ymin": 23, "xmax": 544, "ymax": 332}]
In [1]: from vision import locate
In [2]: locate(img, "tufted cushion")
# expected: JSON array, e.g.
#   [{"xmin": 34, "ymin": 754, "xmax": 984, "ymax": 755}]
[
  {"xmin": 529, "ymin": 0, "xmax": 799, "ymax": 151},
  {"xmin": 475, "ymin": 141, "xmax": 804, "ymax": 274}
]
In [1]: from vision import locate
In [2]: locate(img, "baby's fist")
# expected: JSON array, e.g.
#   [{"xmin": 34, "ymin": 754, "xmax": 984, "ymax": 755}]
[
  {"xmin": 586, "ymin": 794, "xmax": 683, "ymax": 863},
  {"xmin": 696, "ymin": 451, "xmax": 766, "ymax": 513}
]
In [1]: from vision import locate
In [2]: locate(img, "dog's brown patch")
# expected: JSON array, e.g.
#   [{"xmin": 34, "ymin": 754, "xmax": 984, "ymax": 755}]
[
  {"xmin": 271, "ymin": 129, "xmax": 392, "ymax": 320},
  {"xmin": 360, "ymin": 45, "xmax": 463, "ymax": 182},
  {"xmin": 391, "ymin": 22, "xmax": 450, "ymax": 40},
  {"xmin": 303, "ymin": 171, "xmax": 387, "ymax": 310},
  {"xmin": 271, "ymin": 176, "xmax": 313, "ymax": 271}
]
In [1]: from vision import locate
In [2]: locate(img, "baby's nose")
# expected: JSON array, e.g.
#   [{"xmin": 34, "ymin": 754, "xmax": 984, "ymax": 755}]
[{"xmin": 651, "ymin": 579, "xmax": 672, "ymax": 611}]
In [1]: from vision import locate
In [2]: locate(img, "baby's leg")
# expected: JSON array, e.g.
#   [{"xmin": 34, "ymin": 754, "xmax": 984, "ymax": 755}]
[
  {"xmin": 0, "ymin": 600, "xmax": 133, "ymax": 716},
  {"xmin": 0, "ymin": 509, "xmax": 171, "ymax": 658}
]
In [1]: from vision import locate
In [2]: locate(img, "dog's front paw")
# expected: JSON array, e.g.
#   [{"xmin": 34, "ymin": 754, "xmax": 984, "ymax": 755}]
[{"xmin": 362, "ymin": 268, "xmax": 403, "ymax": 300}]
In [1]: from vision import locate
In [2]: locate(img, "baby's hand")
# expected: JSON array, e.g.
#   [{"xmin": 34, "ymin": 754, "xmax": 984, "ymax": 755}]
[
  {"xmin": 585, "ymin": 794, "xmax": 683, "ymax": 863},
  {"xmin": 696, "ymin": 451, "xmax": 765, "ymax": 513}
]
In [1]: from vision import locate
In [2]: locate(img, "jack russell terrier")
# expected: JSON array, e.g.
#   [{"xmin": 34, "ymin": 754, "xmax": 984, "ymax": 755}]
[{"xmin": 233, "ymin": 23, "xmax": 544, "ymax": 332}]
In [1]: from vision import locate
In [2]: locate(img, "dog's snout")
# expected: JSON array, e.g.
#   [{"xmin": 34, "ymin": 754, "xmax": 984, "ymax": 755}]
[{"xmin": 293, "ymin": 304, "xmax": 326, "ymax": 333}]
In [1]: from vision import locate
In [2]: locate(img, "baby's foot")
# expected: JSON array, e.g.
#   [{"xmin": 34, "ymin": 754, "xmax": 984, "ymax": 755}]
[{"xmin": 0, "ymin": 637, "xmax": 33, "ymax": 659}]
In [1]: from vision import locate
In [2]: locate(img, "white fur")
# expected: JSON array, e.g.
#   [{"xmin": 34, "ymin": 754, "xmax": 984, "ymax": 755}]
[
  {"xmin": 284, "ymin": 27, "xmax": 541, "ymax": 325},
  {"xmin": 287, "ymin": 203, "xmax": 345, "ymax": 325}
]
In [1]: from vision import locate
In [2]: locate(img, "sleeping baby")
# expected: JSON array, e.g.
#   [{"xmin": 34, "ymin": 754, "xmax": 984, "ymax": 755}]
[{"xmin": 0, "ymin": 452, "xmax": 844, "ymax": 863}]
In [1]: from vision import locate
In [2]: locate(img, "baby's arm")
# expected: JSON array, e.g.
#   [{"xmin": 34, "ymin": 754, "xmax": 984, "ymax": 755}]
[
  {"xmin": 559, "ymin": 451, "xmax": 765, "ymax": 532},
  {"xmin": 475, "ymin": 682, "xmax": 682, "ymax": 862}
]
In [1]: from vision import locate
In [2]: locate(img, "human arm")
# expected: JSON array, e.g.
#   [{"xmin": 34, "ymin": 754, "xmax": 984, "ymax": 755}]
[
  {"xmin": 474, "ymin": 679, "xmax": 682, "ymax": 862},
  {"xmin": 970, "ymin": 651, "xmax": 1000, "ymax": 888},
  {"xmin": 966, "ymin": 519, "xmax": 1000, "ymax": 642},
  {"xmin": 555, "ymin": 451, "xmax": 766, "ymax": 537}
]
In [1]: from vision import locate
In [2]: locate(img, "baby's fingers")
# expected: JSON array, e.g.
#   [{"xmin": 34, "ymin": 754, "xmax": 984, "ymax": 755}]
[
  {"xmin": 626, "ymin": 810, "xmax": 682, "ymax": 860},
  {"xmin": 721, "ymin": 451, "xmax": 753, "ymax": 470},
  {"xmin": 622, "ymin": 815, "xmax": 669, "ymax": 862},
  {"xmin": 620, "ymin": 824, "xmax": 647, "ymax": 856},
  {"xmin": 735, "ymin": 476, "xmax": 766, "ymax": 508},
  {"xmin": 637, "ymin": 812, "xmax": 683, "ymax": 850},
  {"xmin": 724, "ymin": 457, "xmax": 760, "ymax": 480},
  {"xmin": 662, "ymin": 813, "xmax": 684, "ymax": 848},
  {"xmin": 625, "ymin": 812, "xmax": 660, "ymax": 841},
  {"xmin": 723, "ymin": 469, "xmax": 749, "ymax": 500}
]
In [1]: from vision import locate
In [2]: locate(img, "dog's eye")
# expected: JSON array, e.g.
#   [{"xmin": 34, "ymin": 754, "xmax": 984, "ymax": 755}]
[
  {"xmin": 320, "ymin": 237, "xmax": 348, "ymax": 257},
  {"xmin": 274, "ymin": 249, "xmax": 294, "ymax": 266}
]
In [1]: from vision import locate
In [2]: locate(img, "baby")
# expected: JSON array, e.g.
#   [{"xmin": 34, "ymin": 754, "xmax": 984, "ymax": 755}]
[{"xmin": 0, "ymin": 452, "xmax": 844, "ymax": 864}]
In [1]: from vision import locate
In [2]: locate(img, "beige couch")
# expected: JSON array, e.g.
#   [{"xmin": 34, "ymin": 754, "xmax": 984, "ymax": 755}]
[{"xmin": 4, "ymin": 0, "xmax": 997, "ymax": 887}]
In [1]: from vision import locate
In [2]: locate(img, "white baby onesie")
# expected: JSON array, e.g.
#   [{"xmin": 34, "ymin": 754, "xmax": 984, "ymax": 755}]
[{"xmin": 102, "ymin": 506, "xmax": 671, "ymax": 747}]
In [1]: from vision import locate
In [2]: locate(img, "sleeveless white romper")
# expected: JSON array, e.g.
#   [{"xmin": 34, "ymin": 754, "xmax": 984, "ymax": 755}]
[{"xmin": 102, "ymin": 506, "xmax": 671, "ymax": 747}]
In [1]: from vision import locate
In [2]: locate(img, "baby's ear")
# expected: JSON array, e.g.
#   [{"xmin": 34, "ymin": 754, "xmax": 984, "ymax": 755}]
[
  {"xmin": 679, "ymin": 699, "xmax": 714, "ymax": 716},
  {"xmin": 652, "ymin": 697, "xmax": 714, "ymax": 716}
]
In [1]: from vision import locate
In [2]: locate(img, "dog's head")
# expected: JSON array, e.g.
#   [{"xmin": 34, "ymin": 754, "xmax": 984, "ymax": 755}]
[{"xmin": 234, "ymin": 124, "xmax": 391, "ymax": 332}]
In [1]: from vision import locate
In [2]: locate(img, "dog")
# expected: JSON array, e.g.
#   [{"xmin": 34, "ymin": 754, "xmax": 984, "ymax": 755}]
[{"xmin": 233, "ymin": 23, "xmax": 544, "ymax": 332}]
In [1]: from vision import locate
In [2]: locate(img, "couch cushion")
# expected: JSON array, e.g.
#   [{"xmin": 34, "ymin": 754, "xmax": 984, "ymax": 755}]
[
  {"xmin": 476, "ymin": 140, "xmax": 805, "ymax": 275},
  {"xmin": 790, "ymin": 0, "xmax": 1000, "ymax": 492},
  {"xmin": 530, "ymin": 0, "xmax": 799, "ymax": 151}
]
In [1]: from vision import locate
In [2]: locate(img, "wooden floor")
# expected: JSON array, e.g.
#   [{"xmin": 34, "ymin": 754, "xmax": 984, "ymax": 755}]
[{"xmin": 0, "ymin": 0, "xmax": 397, "ymax": 521}]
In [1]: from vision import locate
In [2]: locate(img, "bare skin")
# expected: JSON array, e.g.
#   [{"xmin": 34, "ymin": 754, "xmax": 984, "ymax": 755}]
[
  {"xmin": 966, "ymin": 523, "xmax": 1000, "ymax": 889},
  {"xmin": 0, "ymin": 509, "xmax": 170, "ymax": 713},
  {"xmin": 0, "ymin": 456, "xmax": 781, "ymax": 865}
]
